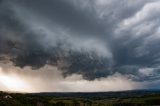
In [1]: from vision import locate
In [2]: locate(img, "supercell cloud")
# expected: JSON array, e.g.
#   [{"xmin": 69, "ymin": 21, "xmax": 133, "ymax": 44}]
[{"xmin": 0, "ymin": 0, "xmax": 160, "ymax": 92}]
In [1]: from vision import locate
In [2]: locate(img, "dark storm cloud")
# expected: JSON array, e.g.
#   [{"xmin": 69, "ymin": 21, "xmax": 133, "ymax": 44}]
[
  {"xmin": 11, "ymin": 0, "xmax": 106, "ymax": 36},
  {"xmin": 0, "ymin": 0, "xmax": 113, "ymax": 79},
  {"xmin": 0, "ymin": 0, "xmax": 160, "ymax": 84}
]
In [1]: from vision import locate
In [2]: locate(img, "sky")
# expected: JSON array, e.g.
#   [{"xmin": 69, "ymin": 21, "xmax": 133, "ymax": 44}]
[{"xmin": 0, "ymin": 0, "xmax": 160, "ymax": 92}]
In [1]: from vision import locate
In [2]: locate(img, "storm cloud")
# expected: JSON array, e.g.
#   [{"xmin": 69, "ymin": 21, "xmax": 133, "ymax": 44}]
[{"xmin": 0, "ymin": 0, "xmax": 160, "ymax": 91}]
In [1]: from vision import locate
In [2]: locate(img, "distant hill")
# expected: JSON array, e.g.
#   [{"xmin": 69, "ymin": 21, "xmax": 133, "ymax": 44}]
[
  {"xmin": 33, "ymin": 89, "xmax": 160, "ymax": 98},
  {"xmin": 1, "ymin": 90, "xmax": 160, "ymax": 106}
]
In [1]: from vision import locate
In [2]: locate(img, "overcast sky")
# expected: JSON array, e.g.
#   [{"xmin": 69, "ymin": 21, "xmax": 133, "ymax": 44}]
[{"xmin": 0, "ymin": 0, "xmax": 160, "ymax": 92}]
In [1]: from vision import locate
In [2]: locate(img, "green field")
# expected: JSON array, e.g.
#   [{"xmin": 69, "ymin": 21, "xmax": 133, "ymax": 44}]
[{"xmin": 1, "ymin": 91, "xmax": 160, "ymax": 106}]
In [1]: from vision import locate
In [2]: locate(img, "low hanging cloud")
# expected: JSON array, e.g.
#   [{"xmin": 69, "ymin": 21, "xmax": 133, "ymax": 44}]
[
  {"xmin": 0, "ymin": 62, "xmax": 142, "ymax": 92},
  {"xmin": 0, "ymin": 0, "xmax": 160, "ymax": 92}
]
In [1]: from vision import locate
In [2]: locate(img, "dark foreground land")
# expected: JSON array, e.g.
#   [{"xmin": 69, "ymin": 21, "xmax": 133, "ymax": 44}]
[{"xmin": 1, "ymin": 90, "xmax": 160, "ymax": 106}]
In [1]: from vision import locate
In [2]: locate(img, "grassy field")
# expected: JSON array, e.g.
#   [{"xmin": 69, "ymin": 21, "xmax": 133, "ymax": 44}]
[{"xmin": 0, "ymin": 91, "xmax": 160, "ymax": 106}]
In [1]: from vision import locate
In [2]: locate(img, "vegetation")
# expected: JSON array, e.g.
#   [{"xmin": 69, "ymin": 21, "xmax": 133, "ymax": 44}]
[{"xmin": 0, "ymin": 91, "xmax": 160, "ymax": 106}]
